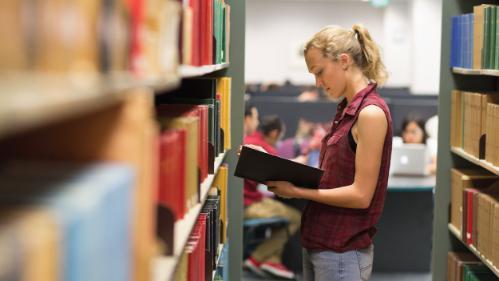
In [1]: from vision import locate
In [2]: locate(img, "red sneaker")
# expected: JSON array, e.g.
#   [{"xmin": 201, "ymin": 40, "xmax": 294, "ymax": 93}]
[
  {"xmin": 243, "ymin": 256, "xmax": 265, "ymax": 277},
  {"xmin": 260, "ymin": 262, "xmax": 295, "ymax": 279}
]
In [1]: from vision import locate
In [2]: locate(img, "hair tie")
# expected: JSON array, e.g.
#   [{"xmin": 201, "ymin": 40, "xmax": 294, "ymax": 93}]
[{"xmin": 353, "ymin": 29, "xmax": 360, "ymax": 41}]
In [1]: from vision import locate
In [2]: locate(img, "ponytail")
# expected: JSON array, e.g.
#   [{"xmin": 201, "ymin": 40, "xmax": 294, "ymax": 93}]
[{"xmin": 352, "ymin": 24, "xmax": 388, "ymax": 86}]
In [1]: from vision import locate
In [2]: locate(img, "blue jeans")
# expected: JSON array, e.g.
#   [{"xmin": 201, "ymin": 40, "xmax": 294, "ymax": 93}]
[{"xmin": 302, "ymin": 244, "xmax": 374, "ymax": 281}]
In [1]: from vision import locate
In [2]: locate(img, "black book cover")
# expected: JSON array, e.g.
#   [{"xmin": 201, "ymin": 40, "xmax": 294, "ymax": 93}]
[{"xmin": 235, "ymin": 146, "xmax": 324, "ymax": 188}]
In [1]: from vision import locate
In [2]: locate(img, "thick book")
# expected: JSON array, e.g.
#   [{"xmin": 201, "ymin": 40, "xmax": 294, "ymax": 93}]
[{"xmin": 235, "ymin": 146, "xmax": 324, "ymax": 188}]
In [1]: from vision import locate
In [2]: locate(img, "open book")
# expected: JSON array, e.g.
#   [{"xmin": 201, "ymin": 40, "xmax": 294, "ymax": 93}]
[{"xmin": 234, "ymin": 146, "xmax": 324, "ymax": 188}]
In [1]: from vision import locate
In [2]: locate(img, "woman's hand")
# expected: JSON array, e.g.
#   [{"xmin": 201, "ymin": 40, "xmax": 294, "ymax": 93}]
[{"xmin": 266, "ymin": 181, "xmax": 300, "ymax": 199}]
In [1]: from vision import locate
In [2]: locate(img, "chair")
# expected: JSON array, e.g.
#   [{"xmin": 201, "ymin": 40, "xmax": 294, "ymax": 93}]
[{"xmin": 243, "ymin": 217, "xmax": 290, "ymax": 259}]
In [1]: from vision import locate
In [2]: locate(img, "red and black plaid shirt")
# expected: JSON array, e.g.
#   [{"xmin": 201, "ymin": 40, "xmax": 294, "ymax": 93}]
[{"xmin": 301, "ymin": 83, "xmax": 393, "ymax": 252}]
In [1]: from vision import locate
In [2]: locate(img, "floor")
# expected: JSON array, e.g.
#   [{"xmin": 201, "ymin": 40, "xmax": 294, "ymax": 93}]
[{"xmin": 242, "ymin": 270, "xmax": 432, "ymax": 281}]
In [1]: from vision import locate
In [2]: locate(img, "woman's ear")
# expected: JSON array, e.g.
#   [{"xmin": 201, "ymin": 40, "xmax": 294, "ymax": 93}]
[{"xmin": 338, "ymin": 53, "xmax": 350, "ymax": 70}]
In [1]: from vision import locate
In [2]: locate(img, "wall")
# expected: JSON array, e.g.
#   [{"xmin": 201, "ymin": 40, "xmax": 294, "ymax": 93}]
[
  {"xmin": 245, "ymin": 0, "xmax": 442, "ymax": 94},
  {"xmin": 410, "ymin": 0, "xmax": 442, "ymax": 94},
  {"xmin": 245, "ymin": 0, "xmax": 385, "ymax": 85}
]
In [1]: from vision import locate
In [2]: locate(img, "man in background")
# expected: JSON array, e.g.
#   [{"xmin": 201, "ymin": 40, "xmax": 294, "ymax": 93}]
[{"xmin": 242, "ymin": 105, "xmax": 300, "ymax": 280}]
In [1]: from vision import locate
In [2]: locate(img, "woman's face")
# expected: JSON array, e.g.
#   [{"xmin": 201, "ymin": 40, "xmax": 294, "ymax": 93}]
[
  {"xmin": 305, "ymin": 47, "xmax": 346, "ymax": 100},
  {"xmin": 402, "ymin": 121, "xmax": 424, "ymax": 144}
]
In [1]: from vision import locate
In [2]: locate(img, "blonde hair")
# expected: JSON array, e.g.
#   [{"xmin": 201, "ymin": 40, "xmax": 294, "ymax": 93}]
[{"xmin": 304, "ymin": 24, "xmax": 388, "ymax": 86}]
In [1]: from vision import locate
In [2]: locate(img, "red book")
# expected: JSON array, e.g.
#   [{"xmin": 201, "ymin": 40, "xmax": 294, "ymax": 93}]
[
  {"xmin": 464, "ymin": 188, "xmax": 479, "ymax": 245},
  {"xmin": 157, "ymin": 104, "xmax": 209, "ymax": 182},
  {"xmin": 158, "ymin": 129, "xmax": 187, "ymax": 219},
  {"xmin": 187, "ymin": 215, "xmax": 207, "ymax": 281},
  {"xmin": 190, "ymin": 0, "xmax": 201, "ymax": 66},
  {"xmin": 200, "ymin": 0, "xmax": 214, "ymax": 65},
  {"xmin": 128, "ymin": 0, "xmax": 146, "ymax": 75}
]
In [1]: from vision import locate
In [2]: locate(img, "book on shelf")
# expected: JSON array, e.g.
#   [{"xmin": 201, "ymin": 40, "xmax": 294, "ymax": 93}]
[
  {"xmin": 212, "ymin": 165, "xmax": 228, "ymax": 244},
  {"xmin": 461, "ymin": 184, "xmax": 499, "ymax": 262},
  {"xmin": 447, "ymin": 252, "xmax": 481, "ymax": 281},
  {"xmin": 485, "ymin": 103, "xmax": 499, "ymax": 166},
  {"xmin": 159, "ymin": 116, "xmax": 200, "ymax": 210},
  {"xmin": 187, "ymin": 213, "xmax": 207, "ymax": 281},
  {"xmin": 451, "ymin": 90, "xmax": 463, "ymax": 148},
  {"xmin": 202, "ymin": 190, "xmax": 221, "ymax": 281},
  {"xmin": 180, "ymin": 0, "xmax": 230, "ymax": 66},
  {"xmin": 235, "ymin": 146, "xmax": 324, "ymax": 188},
  {"xmin": 476, "ymin": 189, "xmax": 499, "ymax": 259},
  {"xmin": 157, "ymin": 77, "xmax": 232, "ymax": 158},
  {"xmin": 158, "ymin": 129, "xmax": 187, "ymax": 221},
  {"xmin": 463, "ymin": 263, "xmax": 497, "ymax": 281},
  {"xmin": 493, "ymin": 202, "xmax": 499, "ymax": 268},
  {"xmin": 450, "ymin": 90, "xmax": 499, "ymax": 159},
  {"xmin": 450, "ymin": 169, "xmax": 497, "ymax": 234},
  {"xmin": 463, "ymin": 188, "xmax": 479, "ymax": 245},
  {"xmin": 128, "ymin": 0, "xmax": 183, "ymax": 76},
  {"xmin": 173, "ymin": 250, "xmax": 189, "ymax": 281},
  {"xmin": 0, "ymin": 0, "xmax": 180, "ymax": 77},
  {"xmin": 0, "ymin": 90, "xmax": 159, "ymax": 281},
  {"xmin": 0, "ymin": 162, "xmax": 134, "ymax": 281},
  {"xmin": 0, "ymin": 208, "xmax": 60, "ymax": 281},
  {"xmin": 450, "ymin": 5, "xmax": 499, "ymax": 70},
  {"xmin": 157, "ymin": 104, "xmax": 210, "ymax": 181}
]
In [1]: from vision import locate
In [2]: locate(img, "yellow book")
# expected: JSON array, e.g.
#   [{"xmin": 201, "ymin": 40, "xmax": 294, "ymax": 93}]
[
  {"xmin": 182, "ymin": 7, "xmax": 193, "ymax": 65},
  {"xmin": 0, "ymin": 0, "xmax": 29, "ymax": 70},
  {"xmin": 450, "ymin": 90, "xmax": 463, "ymax": 148},
  {"xmin": 495, "ymin": 105, "xmax": 499, "ymax": 165},
  {"xmin": 493, "ymin": 202, "xmax": 499, "ymax": 267},
  {"xmin": 212, "ymin": 164, "xmax": 228, "ymax": 243},
  {"xmin": 485, "ymin": 103, "xmax": 494, "ymax": 164},
  {"xmin": 217, "ymin": 77, "xmax": 232, "ymax": 150},
  {"xmin": 68, "ymin": 0, "xmax": 100, "ymax": 73}
]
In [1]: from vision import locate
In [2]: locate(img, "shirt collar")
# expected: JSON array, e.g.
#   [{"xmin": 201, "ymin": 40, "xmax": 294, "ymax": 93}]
[{"xmin": 342, "ymin": 83, "xmax": 377, "ymax": 117}]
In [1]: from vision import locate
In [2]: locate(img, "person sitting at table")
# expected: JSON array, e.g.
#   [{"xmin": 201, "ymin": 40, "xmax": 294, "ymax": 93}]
[
  {"xmin": 243, "ymin": 112, "xmax": 301, "ymax": 280},
  {"xmin": 399, "ymin": 115, "xmax": 437, "ymax": 175}
]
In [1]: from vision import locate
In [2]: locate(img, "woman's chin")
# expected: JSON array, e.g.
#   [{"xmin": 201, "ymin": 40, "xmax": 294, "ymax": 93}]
[{"xmin": 326, "ymin": 92, "xmax": 343, "ymax": 102}]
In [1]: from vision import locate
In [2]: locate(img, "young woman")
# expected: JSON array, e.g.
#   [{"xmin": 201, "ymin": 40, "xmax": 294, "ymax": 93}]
[
  {"xmin": 401, "ymin": 115, "xmax": 428, "ymax": 144},
  {"xmin": 266, "ymin": 24, "xmax": 393, "ymax": 281}
]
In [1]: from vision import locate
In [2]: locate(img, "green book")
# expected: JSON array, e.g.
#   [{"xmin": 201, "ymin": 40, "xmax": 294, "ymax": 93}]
[
  {"xmin": 215, "ymin": 0, "xmax": 221, "ymax": 64},
  {"xmin": 483, "ymin": 7, "xmax": 490, "ymax": 69},
  {"xmin": 221, "ymin": 5, "xmax": 226, "ymax": 63},
  {"xmin": 218, "ymin": 0, "xmax": 223, "ymax": 64},
  {"xmin": 489, "ymin": 6, "xmax": 496, "ymax": 69},
  {"xmin": 495, "ymin": 6, "xmax": 499, "ymax": 69},
  {"xmin": 463, "ymin": 264, "xmax": 496, "ymax": 281}
]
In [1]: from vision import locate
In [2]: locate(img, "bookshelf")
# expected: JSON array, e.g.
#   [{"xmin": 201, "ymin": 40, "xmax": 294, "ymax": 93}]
[
  {"xmin": 0, "ymin": 0, "xmax": 245, "ymax": 280},
  {"xmin": 179, "ymin": 63, "xmax": 230, "ymax": 78},
  {"xmin": 451, "ymin": 147, "xmax": 499, "ymax": 175},
  {"xmin": 432, "ymin": 1, "xmax": 499, "ymax": 280},
  {"xmin": 153, "ymin": 152, "xmax": 226, "ymax": 281},
  {"xmin": 0, "ymin": 73, "xmax": 180, "ymax": 139},
  {"xmin": 448, "ymin": 223, "xmax": 499, "ymax": 276},
  {"xmin": 453, "ymin": 67, "xmax": 499, "ymax": 77}
]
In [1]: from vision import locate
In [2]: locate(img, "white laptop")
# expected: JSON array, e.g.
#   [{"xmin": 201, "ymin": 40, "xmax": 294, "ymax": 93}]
[{"xmin": 390, "ymin": 143, "xmax": 430, "ymax": 176}]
